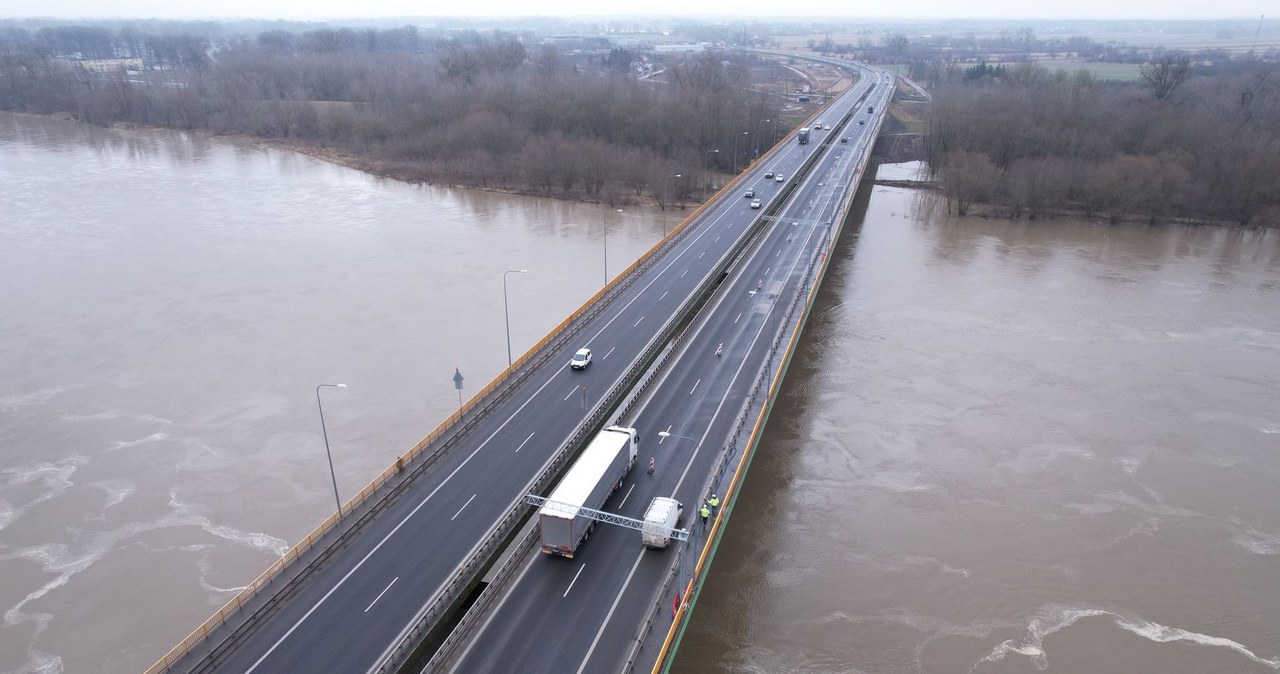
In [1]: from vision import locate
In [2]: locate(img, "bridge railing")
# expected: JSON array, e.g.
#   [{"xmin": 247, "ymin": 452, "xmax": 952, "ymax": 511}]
[
  {"xmin": 145, "ymin": 163, "xmax": 756, "ymax": 674},
  {"xmin": 643, "ymin": 68, "xmax": 891, "ymax": 674},
  {"xmin": 376, "ymin": 148, "xmax": 797, "ymax": 674},
  {"xmin": 148, "ymin": 64, "xmax": 829, "ymax": 674}
]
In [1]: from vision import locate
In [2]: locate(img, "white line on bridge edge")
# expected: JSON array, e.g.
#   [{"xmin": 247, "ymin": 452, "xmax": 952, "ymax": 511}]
[
  {"xmin": 514, "ymin": 432, "xmax": 535, "ymax": 453},
  {"xmin": 564, "ymin": 563, "xmax": 586, "ymax": 598},
  {"xmin": 451, "ymin": 494, "xmax": 476, "ymax": 521},
  {"xmin": 363, "ymin": 577, "xmax": 398, "ymax": 613},
  {"xmin": 619, "ymin": 483, "xmax": 635, "ymax": 508},
  {"xmin": 244, "ymin": 314, "xmax": 592, "ymax": 672},
  {"xmin": 690, "ymin": 379, "xmax": 700, "ymax": 395}
]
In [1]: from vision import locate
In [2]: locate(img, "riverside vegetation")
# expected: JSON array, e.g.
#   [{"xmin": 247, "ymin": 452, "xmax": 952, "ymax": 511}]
[
  {"xmin": 0, "ymin": 24, "xmax": 786, "ymax": 206},
  {"xmin": 924, "ymin": 56, "xmax": 1280, "ymax": 226}
]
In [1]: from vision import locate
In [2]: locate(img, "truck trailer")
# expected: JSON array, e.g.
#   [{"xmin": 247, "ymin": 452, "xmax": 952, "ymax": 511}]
[
  {"xmin": 797, "ymin": 127, "xmax": 810, "ymax": 144},
  {"xmin": 538, "ymin": 426, "xmax": 639, "ymax": 558}
]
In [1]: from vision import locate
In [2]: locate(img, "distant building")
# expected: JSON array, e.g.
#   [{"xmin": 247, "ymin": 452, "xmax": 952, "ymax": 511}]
[
  {"xmin": 60, "ymin": 57, "xmax": 144, "ymax": 73},
  {"xmin": 652, "ymin": 43, "xmax": 705, "ymax": 54}
]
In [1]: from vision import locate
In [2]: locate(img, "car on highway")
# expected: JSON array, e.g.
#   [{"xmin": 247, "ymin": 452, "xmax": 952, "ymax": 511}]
[
  {"xmin": 570, "ymin": 348, "xmax": 592, "ymax": 369},
  {"xmin": 858, "ymin": 120, "xmax": 865, "ymax": 125},
  {"xmin": 750, "ymin": 199, "xmax": 762, "ymax": 209},
  {"xmin": 764, "ymin": 171, "xmax": 774, "ymax": 179},
  {"xmin": 744, "ymin": 188, "xmax": 755, "ymax": 198},
  {"xmin": 775, "ymin": 174, "xmax": 785, "ymax": 182},
  {"xmin": 840, "ymin": 137, "xmax": 848, "ymax": 143}
]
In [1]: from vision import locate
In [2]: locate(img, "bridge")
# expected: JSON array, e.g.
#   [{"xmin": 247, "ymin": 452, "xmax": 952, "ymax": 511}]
[{"xmin": 147, "ymin": 55, "xmax": 894, "ymax": 674}]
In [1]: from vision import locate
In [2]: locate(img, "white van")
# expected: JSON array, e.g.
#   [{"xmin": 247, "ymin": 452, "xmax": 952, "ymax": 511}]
[{"xmin": 641, "ymin": 497, "xmax": 684, "ymax": 548}]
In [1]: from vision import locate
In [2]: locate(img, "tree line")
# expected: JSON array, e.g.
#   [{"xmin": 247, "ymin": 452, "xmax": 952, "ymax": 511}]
[
  {"xmin": 925, "ymin": 57, "xmax": 1280, "ymax": 226},
  {"xmin": 0, "ymin": 25, "xmax": 785, "ymax": 205}
]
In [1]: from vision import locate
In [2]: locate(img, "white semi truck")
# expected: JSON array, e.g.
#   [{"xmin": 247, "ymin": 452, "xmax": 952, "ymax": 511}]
[{"xmin": 538, "ymin": 426, "xmax": 638, "ymax": 558}]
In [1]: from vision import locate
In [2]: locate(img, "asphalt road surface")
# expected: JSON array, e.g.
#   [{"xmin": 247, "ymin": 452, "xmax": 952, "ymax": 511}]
[
  {"xmin": 448, "ymin": 69, "xmax": 893, "ymax": 674},
  {"xmin": 193, "ymin": 61, "xmax": 884, "ymax": 674}
]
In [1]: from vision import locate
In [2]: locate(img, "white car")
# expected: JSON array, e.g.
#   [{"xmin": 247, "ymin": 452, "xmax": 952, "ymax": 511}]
[
  {"xmin": 570, "ymin": 348, "xmax": 592, "ymax": 369},
  {"xmin": 775, "ymin": 174, "xmax": 785, "ymax": 182},
  {"xmin": 751, "ymin": 199, "xmax": 762, "ymax": 209}
]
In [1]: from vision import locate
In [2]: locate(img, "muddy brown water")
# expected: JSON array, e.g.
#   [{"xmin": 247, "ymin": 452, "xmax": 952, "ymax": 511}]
[
  {"xmin": 3, "ymin": 114, "xmax": 1278, "ymax": 674},
  {"xmin": 673, "ymin": 166, "xmax": 1280, "ymax": 673},
  {"xmin": 0, "ymin": 112, "xmax": 666, "ymax": 673}
]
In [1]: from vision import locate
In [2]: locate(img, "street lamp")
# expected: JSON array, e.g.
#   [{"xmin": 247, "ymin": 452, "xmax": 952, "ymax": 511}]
[
  {"xmin": 732, "ymin": 131, "xmax": 749, "ymax": 174},
  {"xmin": 502, "ymin": 269, "xmax": 527, "ymax": 367},
  {"xmin": 658, "ymin": 430, "xmax": 698, "ymax": 443},
  {"xmin": 702, "ymin": 149, "xmax": 719, "ymax": 192},
  {"xmin": 603, "ymin": 208, "xmax": 622, "ymax": 287},
  {"xmin": 315, "ymin": 383, "xmax": 347, "ymax": 514},
  {"xmin": 663, "ymin": 174, "xmax": 681, "ymax": 236}
]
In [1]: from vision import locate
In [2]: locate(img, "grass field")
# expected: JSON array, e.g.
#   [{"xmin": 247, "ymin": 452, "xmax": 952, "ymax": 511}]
[{"xmin": 1026, "ymin": 59, "xmax": 1143, "ymax": 81}]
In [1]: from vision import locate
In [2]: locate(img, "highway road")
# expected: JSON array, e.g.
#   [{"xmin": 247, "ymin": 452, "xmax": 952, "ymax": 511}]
[
  {"xmin": 448, "ymin": 67, "xmax": 894, "ymax": 673},
  {"xmin": 186, "ymin": 62, "xmax": 882, "ymax": 674}
]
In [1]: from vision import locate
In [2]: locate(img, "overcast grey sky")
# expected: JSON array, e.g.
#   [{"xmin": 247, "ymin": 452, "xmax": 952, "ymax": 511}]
[{"xmin": 0, "ymin": 0, "xmax": 1268, "ymax": 21}]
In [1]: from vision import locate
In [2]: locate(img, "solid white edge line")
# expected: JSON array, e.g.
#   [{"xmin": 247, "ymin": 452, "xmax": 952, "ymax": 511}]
[{"xmin": 245, "ymin": 358, "xmax": 570, "ymax": 673}]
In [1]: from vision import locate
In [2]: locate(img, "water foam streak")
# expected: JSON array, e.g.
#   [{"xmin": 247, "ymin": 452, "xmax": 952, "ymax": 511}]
[{"xmin": 974, "ymin": 604, "xmax": 1280, "ymax": 671}]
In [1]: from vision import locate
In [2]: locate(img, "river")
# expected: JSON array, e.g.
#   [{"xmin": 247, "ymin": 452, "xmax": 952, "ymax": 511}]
[
  {"xmin": 0, "ymin": 112, "xmax": 665, "ymax": 674},
  {"xmin": 674, "ymin": 165, "xmax": 1280, "ymax": 672},
  {"xmin": 3, "ymin": 114, "xmax": 1278, "ymax": 674}
]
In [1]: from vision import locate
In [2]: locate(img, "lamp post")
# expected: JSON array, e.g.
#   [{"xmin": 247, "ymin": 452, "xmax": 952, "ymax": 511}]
[
  {"xmin": 603, "ymin": 208, "xmax": 622, "ymax": 287},
  {"xmin": 732, "ymin": 131, "xmax": 749, "ymax": 174},
  {"xmin": 702, "ymin": 149, "xmax": 719, "ymax": 192},
  {"xmin": 502, "ymin": 269, "xmax": 527, "ymax": 367},
  {"xmin": 658, "ymin": 430, "xmax": 698, "ymax": 444},
  {"xmin": 663, "ymin": 174, "xmax": 681, "ymax": 236},
  {"xmin": 315, "ymin": 383, "xmax": 347, "ymax": 514}
]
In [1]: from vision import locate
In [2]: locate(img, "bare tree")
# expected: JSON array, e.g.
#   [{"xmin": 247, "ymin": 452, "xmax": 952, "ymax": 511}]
[
  {"xmin": 1139, "ymin": 54, "xmax": 1192, "ymax": 100},
  {"xmin": 939, "ymin": 151, "xmax": 997, "ymax": 215}
]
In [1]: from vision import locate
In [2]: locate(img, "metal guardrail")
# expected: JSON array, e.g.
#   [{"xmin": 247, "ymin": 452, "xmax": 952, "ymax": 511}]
[
  {"xmin": 405, "ymin": 61, "xmax": 885, "ymax": 674},
  {"xmin": 366, "ymin": 128, "xmax": 811, "ymax": 674},
  {"xmin": 149, "ymin": 55, "xmax": 842, "ymax": 674},
  {"xmin": 149, "ymin": 162, "xmax": 748, "ymax": 674},
  {"xmin": 644, "ymin": 67, "xmax": 892, "ymax": 674}
]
